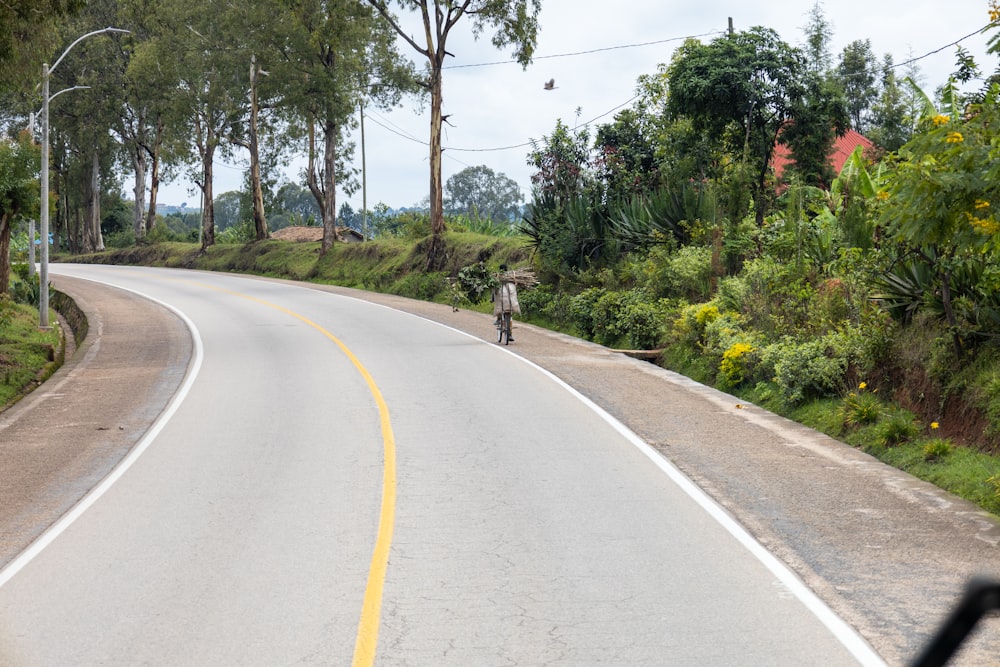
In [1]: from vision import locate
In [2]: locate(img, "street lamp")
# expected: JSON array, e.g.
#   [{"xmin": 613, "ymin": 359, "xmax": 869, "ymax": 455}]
[{"xmin": 39, "ymin": 26, "xmax": 129, "ymax": 328}]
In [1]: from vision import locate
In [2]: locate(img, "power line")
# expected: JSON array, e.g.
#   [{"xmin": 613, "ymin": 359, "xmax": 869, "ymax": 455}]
[
  {"xmin": 892, "ymin": 23, "xmax": 993, "ymax": 71},
  {"xmin": 367, "ymin": 22, "xmax": 996, "ymax": 154},
  {"xmin": 442, "ymin": 30, "xmax": 725, "ymax": 70}
]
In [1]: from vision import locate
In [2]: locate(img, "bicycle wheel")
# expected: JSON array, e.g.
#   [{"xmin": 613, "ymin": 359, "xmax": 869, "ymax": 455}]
[
  {"xmin": 503, "ymin": 312, "xmax": 512, "ymax": 345},
  {"xmin": 496, "ymin": 313, "xmax": 505, "ymax": 344}
]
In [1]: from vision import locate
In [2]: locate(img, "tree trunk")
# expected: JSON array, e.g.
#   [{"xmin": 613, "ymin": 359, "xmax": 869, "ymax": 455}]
[
  {"xmin": 426, "ymin": 60, "xmax": 446, "ymax": 268},
  {"xmin": 249, "ymin": 57, "xmax": 268, "ymax": 241},
  {"xmin": 200, "ymin": 143, "xmax": 216, "ymax": 250},
  {"xmin": 320, "ymin": 118, "xmax": 337, "ymax": 256},
  {"xmin": 132, "ymin": 143, "xmax": 147, "ymax": 239},
  {"xmin": 145, "ymin": 118, "xmax": 165, "ymax": 235},
  {"xmin": 0, "ymin": 213, "xmax": 10, "ymax": 295},
  {"xmin": 306, "ymin": 118, "xmax": 325, "ymax": 222},
  {"xmin": 146, "ymin": 150, "xmax": 160, "ymax": 235},
  {"xmin": 84, "ymin": 151, "xmax": 104, "ymax": 253}
]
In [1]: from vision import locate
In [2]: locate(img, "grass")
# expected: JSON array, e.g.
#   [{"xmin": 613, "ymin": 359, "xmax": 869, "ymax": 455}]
[{"xmin": 0, "ymin": 297, "xmax": 62, "ymax": 410}]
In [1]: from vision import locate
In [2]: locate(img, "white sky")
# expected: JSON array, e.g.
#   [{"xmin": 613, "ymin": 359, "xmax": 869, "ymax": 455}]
[{"xmin": 152, "ymin": 0, "xmax": 999, "ymax": 210}]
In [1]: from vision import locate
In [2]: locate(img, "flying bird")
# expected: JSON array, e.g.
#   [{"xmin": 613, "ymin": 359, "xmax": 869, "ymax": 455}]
[{"xmin": 544, "ymin": 78, "xmax": 556, "ymax": 90}]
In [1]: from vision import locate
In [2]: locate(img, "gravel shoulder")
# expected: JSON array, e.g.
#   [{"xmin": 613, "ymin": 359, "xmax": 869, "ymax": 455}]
[{"xmin": 4, "ymin": 272, "xmax": 999, "ymax": 666}]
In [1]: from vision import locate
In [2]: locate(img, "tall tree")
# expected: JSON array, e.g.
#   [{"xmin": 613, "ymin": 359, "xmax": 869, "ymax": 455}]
[
  {"xmin": 275, "ymin": 0, "xmax": 416, "ymax": 255},
  {"xmin": 443, "ymin": 165, "xmax": 521, "ymax": 222},
  {"xmin": 148, "ymin": 0, "xmax": 248, "ymax": 250},
  {"xmin": 801, "ymin": 0, "xmax": 833, "ymax": 74},
  {"xmin": 366, "ymin": 0, "xmax": 541, "ymax": 267},
  {"xmin": 667, "ymin": 28, "xmax": 815, "ymax": 224},
  {"xmin": 0, "ymin": 0, "xmax": 85, "ymax": 94},
  {"xmin": 836, "ymin": 39, "xmax": 879, "ymax": 133},
  {"xmin": 868, "ymin": 55, "xmax": 912, "ymax": 152}
]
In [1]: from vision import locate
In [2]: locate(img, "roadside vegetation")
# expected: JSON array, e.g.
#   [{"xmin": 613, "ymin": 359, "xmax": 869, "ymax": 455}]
[{"xmin": 5, "ymin": 2, "xmax": 1000, "ymax": 518}]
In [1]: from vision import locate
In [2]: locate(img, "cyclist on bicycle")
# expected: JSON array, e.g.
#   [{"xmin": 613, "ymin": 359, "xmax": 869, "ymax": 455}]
[{"xmin": 492, "ymin": 264, "xmax": 520, "ymax": 342}]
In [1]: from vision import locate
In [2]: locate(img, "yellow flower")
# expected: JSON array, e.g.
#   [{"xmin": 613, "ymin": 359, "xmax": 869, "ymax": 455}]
[
  {"xmin": 931, "ymin": 422, "xmax": 940, "ymax": 430},
  {"xmin": 976, "ymin": 199, "xmax": 991, "ymax": 210},
  {"xmin": 946, "ymin": 132, "xmax": 964, "ymax": 143},
  {"xmin": 932, "ymin": 114, "xmax": 950, "ymax": 126},
  {"xmin": 876, "ymin": 190, "xmax": 889, "ymax": 201},
  {"xmin": 858, "ymin": 382, "xmax": 867, "ymax": 390}
]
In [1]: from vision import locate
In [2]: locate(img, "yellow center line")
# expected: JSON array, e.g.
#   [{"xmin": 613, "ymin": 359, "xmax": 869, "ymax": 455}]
[{"xmin": 188, "ymin": 280, "xmax": 395, "ymax": 667}]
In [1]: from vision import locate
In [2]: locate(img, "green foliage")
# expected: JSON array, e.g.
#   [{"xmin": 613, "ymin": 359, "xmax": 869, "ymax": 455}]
[
  {"xmin": 840, "ymin": 384, "xmax": 883, "ymax": 428},
  {"xmin": 217, "ymin": 219, "xmax": 255, "ymax": 245},
  {"xmin": 875, "ymin": 412, "xmax": 920, "ymax": 447},
  {"xmin": 9, "ymin": 263, "xmax": 40, "ymax": 307},
  {"xmin": 718, "ymin": 341, "xmax": 756, "ymax": 389},
  {"xmin": 568, "ymin": 287, "xmax": 669, "ymax": 349},
  {"xmin": 633, "ymin": 243, "xmax": 713, "ymax": 301},
  {"xmin": 444, "ymin": 165, "xmax": 522, "ymax": 223},
  {"xmin": 922, "ymin": 438, "xmax": 954, "ymax": 462},
  {"xmin": 456, "ymin": 262, "xmax": 500, "ymax": 304},
  {"xmin": 609, "ymin": 183, "xmax": 707, "ymax": 251},
  {"xmin": 516, "ymin": 284, "xmax": 574, "ymax": 330},
  {"xmin": 761, "ymin": 333, "xmax": 854, "ymax": 405}
]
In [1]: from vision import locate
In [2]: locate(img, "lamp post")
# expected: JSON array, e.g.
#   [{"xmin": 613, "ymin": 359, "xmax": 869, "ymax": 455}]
[{"xmin": 39, "ymin": 27, "xmax": 128, "ymax": 328}]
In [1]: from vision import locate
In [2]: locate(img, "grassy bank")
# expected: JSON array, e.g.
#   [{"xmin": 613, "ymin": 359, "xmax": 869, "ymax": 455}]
[{"xmin": 0, "ymin": 298, "xmax": 63, "ymax": 411}]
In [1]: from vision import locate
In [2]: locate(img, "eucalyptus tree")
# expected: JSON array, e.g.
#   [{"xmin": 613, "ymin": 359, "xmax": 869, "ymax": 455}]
[
  {"xmin": 148, "ymin": 0, "xmax": 250, "ymax": 250},
  {"xmin": 366, "ymin": 0, "xmax": 542, "ymax": 267},
  {"xmin": 867, "ymin": 55, "xmax": 912, "ymax": 152},
  {"xmin": 271, "ymin": 0, "xmax": 417, "ymax": 254},
  {"xmin": 43, "ymin": 12, "xmax": 131, "ymax": 253},
  {"xmin": 0, "ymin": 0, "xmax": 85, "ymax": 95}
]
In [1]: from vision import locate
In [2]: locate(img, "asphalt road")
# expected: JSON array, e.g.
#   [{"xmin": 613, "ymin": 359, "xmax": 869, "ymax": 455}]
[{"xmin": 1, "ymin": 264, "xmax": 999, "ymax": 665}]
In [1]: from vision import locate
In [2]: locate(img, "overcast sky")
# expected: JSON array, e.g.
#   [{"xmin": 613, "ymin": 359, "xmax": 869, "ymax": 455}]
[{"xmin": 153, "ymin": 0, "xmax": 999, "ymax": 210}]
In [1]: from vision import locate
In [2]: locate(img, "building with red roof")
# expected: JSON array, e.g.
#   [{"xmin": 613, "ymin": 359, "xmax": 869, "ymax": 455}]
[{"xmin": 771, "ymin": 128, "xmax": 875, "ymax": 184}]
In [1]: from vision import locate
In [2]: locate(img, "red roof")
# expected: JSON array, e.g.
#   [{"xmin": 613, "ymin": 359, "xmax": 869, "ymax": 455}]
[{"xmin": 771, "ymin": 128, "xmax": 874, "ymax": 182}]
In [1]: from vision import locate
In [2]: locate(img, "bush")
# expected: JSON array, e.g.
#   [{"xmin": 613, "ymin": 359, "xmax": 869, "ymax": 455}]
[
  {"xmin": 640, "ymin": 244, "xmax": 713, "ymax": 301},
  {"xmin": 10, "ymin": 264, "xmax": 40, "ymax": 307},
  {"xmin": 761, "ymin": 334, "xmax": 851, "ymax": 405},
  {"xmin": 718, "ymin": 341, "xmax": 756, "ymax": 389},
  {"xmin": 840, "ymin": 383, "xmax": 883, "ymax": 428},
  {"xmin": 518, "ymin": 284, "xmax": 574, "ymax": 328},
  {"xmin": 922, "ymin": 438, "xmax": 954, "ymax": 461},
  {"xmin": 875, "ymin": 412, "xmax": 920, "ymax": 447},
  {"xmin": 456, "ymin": 262, "xmax": 499, "ymax": 304},
  {"xmin": 568, "ymin": 288, "xmax": 670, "ymax": 349}
]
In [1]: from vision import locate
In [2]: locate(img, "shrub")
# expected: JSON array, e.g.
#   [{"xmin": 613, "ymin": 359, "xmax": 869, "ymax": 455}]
[
  {"xmin": 922, "ymin": 438, "xmax": 954, "ymax": 462},
  {"xmin": 875, "ymin": 413, "xmax": 920, "ymax": 447},
  {"xmin": 840, "ymin": 383, "xmax": 883, "ymax": 428},
  {"xmin": 761, "ymin": 335, "xmax": 849, "ymax": 405},
  {"xmin": 456, "ymin": 262, "xmax": 499, "ymax": 304},
  {"xmin": 718, "ymin": 341, "xmax": 756, "ymax": 388},
  {"xmin": 569, "ymin": 287, "xmax": 606, "ymax": 339},
  {"xmin": 518, "ymin": 284, "xmax": 574, "ymax": 328}
]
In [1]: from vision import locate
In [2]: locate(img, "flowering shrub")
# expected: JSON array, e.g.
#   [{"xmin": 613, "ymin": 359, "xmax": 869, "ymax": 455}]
[{"xmin": 718, "ymin": 341, "xmax": 755, "ymax": 388}]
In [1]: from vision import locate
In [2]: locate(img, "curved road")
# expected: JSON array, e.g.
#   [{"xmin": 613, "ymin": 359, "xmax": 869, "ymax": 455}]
[{"xmin": 0, "ymin": 265, "xmax": 880, "ymax": 665}]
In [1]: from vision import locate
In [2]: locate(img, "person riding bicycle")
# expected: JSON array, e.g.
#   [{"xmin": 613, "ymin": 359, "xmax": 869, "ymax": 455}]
[{"xmin": 492, "ymin": 264, "xmax": 520, "ymax": 341}]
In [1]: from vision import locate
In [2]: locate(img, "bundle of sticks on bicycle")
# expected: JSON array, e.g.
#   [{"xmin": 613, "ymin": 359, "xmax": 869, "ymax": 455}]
[{"xmin": 497, "ymin": 267, "xmax": 539, "ymax": 288}]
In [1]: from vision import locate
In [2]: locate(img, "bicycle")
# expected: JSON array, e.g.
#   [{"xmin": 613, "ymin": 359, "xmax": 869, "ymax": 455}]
[{"xmin": 496, "ymin": 311, "xmax": 513, "ymax": 345}]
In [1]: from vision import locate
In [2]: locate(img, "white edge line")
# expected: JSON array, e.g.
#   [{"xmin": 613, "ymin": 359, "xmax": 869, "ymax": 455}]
[
  {"xmin": 0, "ymin": 279, "xmax": 204, "ymax": 589},
  {"xmin": 309, "ymin": 292, "xmax": 888, "ymax": 667},
  {"xmin": 538, "ymin": 369, "xmax": 888, "ymax": 667}
]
